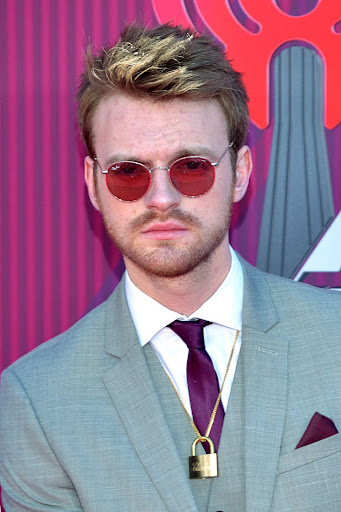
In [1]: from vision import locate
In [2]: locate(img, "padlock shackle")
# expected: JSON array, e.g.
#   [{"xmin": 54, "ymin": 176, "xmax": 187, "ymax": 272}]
[{"xmin": 191, "ymin": 436, "xmax": 215, "ymax": 456}]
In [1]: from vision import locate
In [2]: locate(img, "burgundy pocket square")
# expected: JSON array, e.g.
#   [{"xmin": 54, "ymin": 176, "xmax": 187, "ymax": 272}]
[{"xmin": 296, "ymin": 412, "xmax": 338, "ymax": 449}]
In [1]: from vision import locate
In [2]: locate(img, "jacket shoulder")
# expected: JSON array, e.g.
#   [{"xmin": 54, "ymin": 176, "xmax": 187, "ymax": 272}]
[
  {"xmin": 241, "ymin": 256, "xmax": 341, "ymax": 300},
  {"xmin": 240, "ymin": 256, "xmax": 341, "ymax": 330},
  {"xmin": 3, "ymin": 281, "xmax": 125, "ymax": 378}
]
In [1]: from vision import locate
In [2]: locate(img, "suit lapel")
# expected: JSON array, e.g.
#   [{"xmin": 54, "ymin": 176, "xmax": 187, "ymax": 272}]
[
  {"xmin": 101, "ymin": 279, "xmax": 198, "ymax": 512},
  {"xmin": 240, "ymin": 259, "xmax": 289, "ymax": 512}
]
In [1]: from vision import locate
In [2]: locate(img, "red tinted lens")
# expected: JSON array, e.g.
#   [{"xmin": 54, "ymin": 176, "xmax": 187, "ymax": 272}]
[
  {"xmin": 106, "ymin": 162, "xmax": 150, "ymax": 201},
  {"xmin": 170, "ymin": 157, "xmax": 215, "ymax": 196}
]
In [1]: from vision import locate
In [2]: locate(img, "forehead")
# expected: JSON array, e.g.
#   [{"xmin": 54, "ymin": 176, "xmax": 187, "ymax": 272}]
[{"xmin": 92, "ymin": 93, "xmax": 229, "ymax": 159}]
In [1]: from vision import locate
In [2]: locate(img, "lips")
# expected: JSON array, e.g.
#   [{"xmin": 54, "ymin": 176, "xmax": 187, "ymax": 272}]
[{"xmin": 141, "ymin": 221, "xmax": 189, "ymax": 240}]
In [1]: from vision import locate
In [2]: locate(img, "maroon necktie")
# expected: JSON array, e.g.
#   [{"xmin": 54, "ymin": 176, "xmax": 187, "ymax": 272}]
[{"xmin": 168, "ymin": 319, "xmax": 224, "ymax": 452}]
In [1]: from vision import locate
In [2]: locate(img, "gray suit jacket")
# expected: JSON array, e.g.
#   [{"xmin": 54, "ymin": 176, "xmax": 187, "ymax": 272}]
[{"xmin": 1, "ymin": 257, "xmax": 341, "ymax": 511}]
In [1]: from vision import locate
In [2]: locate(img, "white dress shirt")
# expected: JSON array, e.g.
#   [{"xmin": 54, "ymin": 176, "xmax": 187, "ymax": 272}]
[{"xmin": 125, "ymin": 247, "xmax": 243, "ymax": 417}]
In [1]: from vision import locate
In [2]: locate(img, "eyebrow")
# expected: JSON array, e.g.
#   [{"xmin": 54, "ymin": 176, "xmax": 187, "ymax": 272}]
[
  {"xmin": 172, "ymin": 147, "xmax": 218, "ymax": 161},
  {"xmin": 103, "ymin": 146, "xmax": 219, "ymax": 168}
]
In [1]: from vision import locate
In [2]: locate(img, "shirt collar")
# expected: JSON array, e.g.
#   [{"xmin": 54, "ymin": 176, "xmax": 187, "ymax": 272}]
[{"xmin": 125, "ymin": 247, "xmax": 244, "ymax": 347}]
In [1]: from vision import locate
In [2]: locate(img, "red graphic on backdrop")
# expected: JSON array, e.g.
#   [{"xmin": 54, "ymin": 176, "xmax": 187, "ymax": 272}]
[{"xmin": 152, "ymin": 0, "xmax": 341, "ymax": 129}]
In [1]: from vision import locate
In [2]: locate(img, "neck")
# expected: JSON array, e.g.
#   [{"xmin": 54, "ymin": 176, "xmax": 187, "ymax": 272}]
[{"xmin": 124, "ymin": 243, "xmax": 232, "ymax": 316}]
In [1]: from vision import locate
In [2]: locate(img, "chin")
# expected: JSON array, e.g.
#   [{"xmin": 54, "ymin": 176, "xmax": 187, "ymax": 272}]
[{"xmin": 124, "ymin": 246, "xmax": 214, "ymax": 279}]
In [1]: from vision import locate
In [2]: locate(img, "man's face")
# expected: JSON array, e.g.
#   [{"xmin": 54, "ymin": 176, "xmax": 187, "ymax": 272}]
[{"xmin": 85, "ymin": 93, "xmax": 251, "ymax": 282}]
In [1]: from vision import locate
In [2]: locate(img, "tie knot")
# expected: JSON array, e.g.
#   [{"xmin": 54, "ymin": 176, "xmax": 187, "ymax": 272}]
[{"xmin": 168, "ymin": 319, "xmax": 211, "ymax": 349}]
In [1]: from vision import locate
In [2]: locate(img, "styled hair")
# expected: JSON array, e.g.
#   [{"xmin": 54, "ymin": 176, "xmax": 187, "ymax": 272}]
[{"xmin": 77, "ymin": 23, "xmax": 249, "ymax": 162}]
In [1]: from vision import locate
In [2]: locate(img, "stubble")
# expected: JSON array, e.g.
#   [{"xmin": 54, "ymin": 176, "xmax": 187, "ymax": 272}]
[{"xmin": 99, "ymin": 192, "xmax": 234, "ymax": 279}]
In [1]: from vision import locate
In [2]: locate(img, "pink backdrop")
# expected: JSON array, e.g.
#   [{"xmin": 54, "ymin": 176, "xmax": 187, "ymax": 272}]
[{"xmin": 1, "ymin": 0, "xmax": 340, "ymax": 372}]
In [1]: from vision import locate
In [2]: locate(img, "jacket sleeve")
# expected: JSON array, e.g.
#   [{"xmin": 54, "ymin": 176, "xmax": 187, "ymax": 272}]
[{"xmin": 0, "ymin": 368, "xmax": 83, "ymax": 511}]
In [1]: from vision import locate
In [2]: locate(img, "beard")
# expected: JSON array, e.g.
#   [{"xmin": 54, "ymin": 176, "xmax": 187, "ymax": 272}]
[
  {"xmin": 99, "ymin": 183, "xmax": 235, "ymax": 278},
  {"xmin": 101, "ymin": 205, "xmax": 232, "ymax": 279}
]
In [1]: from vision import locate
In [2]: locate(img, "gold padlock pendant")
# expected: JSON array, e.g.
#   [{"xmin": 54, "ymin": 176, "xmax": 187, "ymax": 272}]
[{"xmin": 189, "ymin": 436, "xmax": 219, "ymax": 479}]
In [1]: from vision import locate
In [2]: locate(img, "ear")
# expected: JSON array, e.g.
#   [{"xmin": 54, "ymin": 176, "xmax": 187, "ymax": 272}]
[
  {"xmin": 233, "ymin": 145, "xmax": 252, "ymax": 203},
  {"xmin": 84, "ymin": 156, "xmax": 100, "ymax": 211}
]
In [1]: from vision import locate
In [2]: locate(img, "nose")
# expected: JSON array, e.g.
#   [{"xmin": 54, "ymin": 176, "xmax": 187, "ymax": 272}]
[{"xmin": 143, "ymin": 167, "xmax": 181, "ymax": 212}]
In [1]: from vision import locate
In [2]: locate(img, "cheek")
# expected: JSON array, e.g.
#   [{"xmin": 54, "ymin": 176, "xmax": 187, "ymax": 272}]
[
  {"xmin": 211, "ymin": 177, "xmax": 234, "ymax": 205},
  {"xmin": 100, "ymin": 196, "xmax": 141, "ymax": 230}
]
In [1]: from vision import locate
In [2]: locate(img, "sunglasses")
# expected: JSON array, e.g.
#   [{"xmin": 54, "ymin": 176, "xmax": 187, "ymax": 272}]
[{"xmin": 94, "ymin": 143, "xmax": 233, "ymax": 202}]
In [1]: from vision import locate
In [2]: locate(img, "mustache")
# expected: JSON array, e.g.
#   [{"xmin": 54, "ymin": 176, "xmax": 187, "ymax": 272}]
[{"xmin": 129, "ymin": 209, "xmax": 202, "ymax": 231}]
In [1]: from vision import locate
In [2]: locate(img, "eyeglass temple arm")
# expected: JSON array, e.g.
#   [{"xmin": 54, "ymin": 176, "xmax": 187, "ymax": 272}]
[
  {"xmin": 93, "ymin": 157, "xmax": 108, "ymax": 174},
  {"xmin": 212, "ymin": 141, "xmax": 234, "ymax": 167}
]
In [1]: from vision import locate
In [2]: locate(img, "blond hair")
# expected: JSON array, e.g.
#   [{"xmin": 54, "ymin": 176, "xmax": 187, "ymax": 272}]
[{"xmin": 77, "ymin": 23, "xmax": 249, "ymax": 163}]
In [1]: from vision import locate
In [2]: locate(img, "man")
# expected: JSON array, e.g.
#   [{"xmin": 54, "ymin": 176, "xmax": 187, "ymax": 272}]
[{"xmin": 0, "ymin": 23, "xmax": 340, "ymax": 512}]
